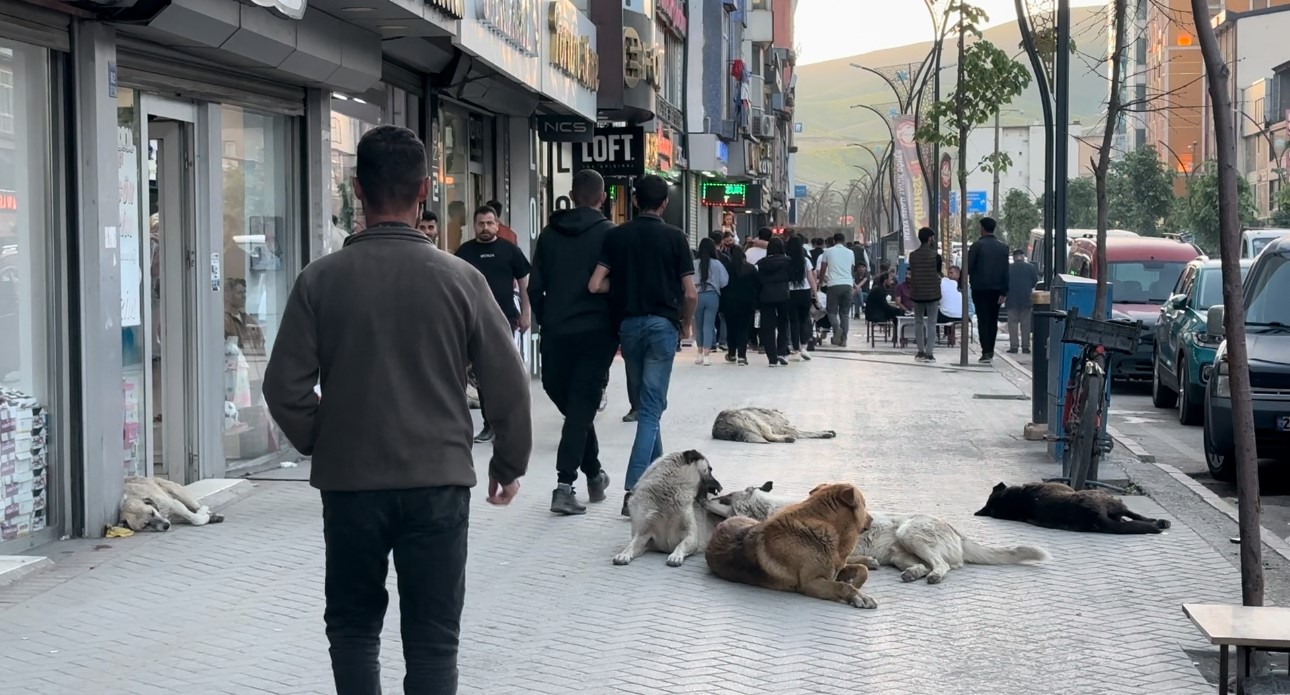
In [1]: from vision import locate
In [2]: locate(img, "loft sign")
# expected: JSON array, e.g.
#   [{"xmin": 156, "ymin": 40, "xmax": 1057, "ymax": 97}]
[
  {"xmin": 426, "ymin": 0, "xmax": 465, "ymax": 18},
  {"xmin": 548, "ymin": 0, "xmax": 599, "ymax": 90},
  {"xmin": 478, "ymin": 0, "xmax": 539, "ymax": 56},
  {"xmin": 656, "ymin": 0, "xmax": 687, "ymax": 38},
  {"xmin": 573, "ymin": 125, "xmax": 645, "ymax": 177}
]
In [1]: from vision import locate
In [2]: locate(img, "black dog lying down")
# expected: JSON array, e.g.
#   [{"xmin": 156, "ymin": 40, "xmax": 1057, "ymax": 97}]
[{"xmin": 975, "ymin": 482, "xmax": 1171, "ymax": 535}]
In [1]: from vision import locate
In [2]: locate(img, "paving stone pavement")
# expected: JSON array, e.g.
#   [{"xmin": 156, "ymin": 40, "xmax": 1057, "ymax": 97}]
[{"xmin": 0, "ymin": 347, "xmax": 1242, "ymax": 694}]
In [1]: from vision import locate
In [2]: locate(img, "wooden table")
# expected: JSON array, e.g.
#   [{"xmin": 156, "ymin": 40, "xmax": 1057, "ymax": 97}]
[{"xmin": 1183, "ymin": 603, "xmax": 1290, "ymax": 694}]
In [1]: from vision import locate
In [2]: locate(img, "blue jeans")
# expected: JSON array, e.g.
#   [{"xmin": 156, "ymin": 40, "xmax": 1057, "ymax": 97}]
[
  {"xmin": 695, "ymin": 291, "xmax": 720, "ymax": 349},
  {"xmin": 619, "ymin": 315, "xmax": 678, "ymax": 490}
]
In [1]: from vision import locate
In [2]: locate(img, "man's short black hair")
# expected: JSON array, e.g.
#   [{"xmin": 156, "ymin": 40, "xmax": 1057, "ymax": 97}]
[
  {"xmin": 486, "ymin": 200, "xmax": 504, "ymax": 216},
  {"xmin": 473, "ymin": 205, "xmax": 498, "ymax": 222},
  {"xmin": 757, "ymin": 227, "xmax": 774, "ymax": 242},
  {"xmin": 634, "ymin": 175, "xmax": 670, "ymax": 211},
  {"xmin": 832, "ymin": 232, "xmax": 846, "ymax": 244},
  {"xmin": 420, "ymin": 209, "xmax": 438, "ymax": 224},
  {"xmin": 708, "ymin": 230, "xmax": 723, "ymax": 243},
  {"xmin": 1013, "ymin": 248, "xmax": 1026, "ymax": 258},
  {"xmin": 355, "ymin": 125, "xmax": 427, "ymax": 213},
  {"xmin": 812, "ymin": 237, "xmax": 824, "ymax": 246},
  {"xmin": 918, "ymin": 227, "xmax": 935, "ymax": 245},
  {"xmin": 980, "ymin": 216, "xmax": 997, "ymax": 234},
  {"xmin": 571, "ymin": 170, "xmax": 605, "ymax": 208}
]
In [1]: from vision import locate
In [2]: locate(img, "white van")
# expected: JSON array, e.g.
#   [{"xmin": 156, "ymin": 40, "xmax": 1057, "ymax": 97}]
[
  {"xmin": 1026, "ymin": 228, "xmax": 1139, "ymax": 278},
  {"xmin": 1241, "ymin": 229, "xmax": 1290, "ymax": 259}
]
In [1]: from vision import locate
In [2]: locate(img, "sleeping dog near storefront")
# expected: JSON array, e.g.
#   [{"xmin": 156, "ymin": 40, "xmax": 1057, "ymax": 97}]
[{"xmin": 118, "ymin": 476, "xmax": 225, "ymax": 532}]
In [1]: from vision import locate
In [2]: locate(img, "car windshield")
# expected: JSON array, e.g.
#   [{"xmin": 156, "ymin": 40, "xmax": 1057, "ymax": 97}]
[
  {"xmin": 1251, "ymin": 236, "xmax": 1278, "ymax": 257},
  {"xmin": 1246, "ymin": 255, "xmax": 1290, "ymax": 326},
  {"xmin": 1196, "ymin": 266, "xmax": 1251, "ymax": 310},
  {"xmin": 1108, "ymin": 260, "xmax": 1188, "ymax": 304}
]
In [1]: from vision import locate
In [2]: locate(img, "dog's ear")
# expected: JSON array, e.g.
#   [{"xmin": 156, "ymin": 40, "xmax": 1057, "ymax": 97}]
[
  {"xmin": 808, "ymin": 483, "xmax": 828, "ymax": 496},
  {"xmin": 681, "ymin": 450, "xmax": 705, "ymax": 465},
  {"xmin": 836, "ymin": 485, "xmax": 860, "ymax": 508},
  {"xmin": 992, "ymin": 482, "xmax": 1007, "ymax": 492},
  {"xmin": 760, "ymin": 481, "xmax": 774, "ymax": 492},
  {"xmin": 141, "ymin": 497, "xmax": 157, "ymax": 508}
]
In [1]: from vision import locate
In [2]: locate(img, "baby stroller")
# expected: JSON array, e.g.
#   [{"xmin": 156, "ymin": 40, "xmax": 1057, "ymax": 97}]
[{"xmin": 811, "ymin": 291, "xmax": 831, "ymax": 345}]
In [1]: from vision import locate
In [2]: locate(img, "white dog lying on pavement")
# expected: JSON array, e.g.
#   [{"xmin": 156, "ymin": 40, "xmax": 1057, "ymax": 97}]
[
  {"xmin": 703, "ymin": 481, "xmax": 1049, "ymax": 583},
  {"xmin": 119, "ymin": 476, "xmax": 225, "ymax": 532}
]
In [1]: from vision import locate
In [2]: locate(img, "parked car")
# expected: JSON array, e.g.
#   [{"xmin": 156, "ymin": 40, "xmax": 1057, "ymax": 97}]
[
  {"xmin": 1202, "ymin": 236, "xmax": 1290, "ymax": 481},
  {"xmin": 1028, "ymin": 228, "xmax": 1138, "ymax": 281},
  {"xmin": 1240, "ymin": 228, "xmax": 1290, "ymax": 259},
  {"xmin": 1151, "ymin": 258, "xmax": 1253, "ymax": 425},
  {"xmin": 1067, "ymin": 236, "xmax": 1202, "ymax": 380}
]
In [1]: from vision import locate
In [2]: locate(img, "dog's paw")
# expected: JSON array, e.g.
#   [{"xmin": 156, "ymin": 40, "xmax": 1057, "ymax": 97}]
[
  {"xmin": 861, "ymin": 556, "xmax": 881, "ymax": 570},
  {"xmin": 612, "ymin": 553, "xmax": 633, "ymax": 566},
  {"xmin": 900, "ymin": 565, "xmax": 929, "ymax": 583},
  {"xmin": 927, "ymin": 572, "xmax": 945, "ymax": 585},
  {"xmin": 666, "ymin": 552, "xmax": 687, "ymax": 567},
  {"xmin": 783, "ymin": 437, "xmax": 797, "ymax": 444},
  {"xmin": 208, "ymin": 513, "xmax": 225, "ymax": 524},
  {"xmin": 823, "ymin": 431, "xmax": 837, "ymax": 439},
  {"xmin": 1154, "ymin": 519, "xmax": 1171, "ymax": 530},
  {"xmin": 849, "ymin": 592, "xmax": 878, "ymax": 609}
]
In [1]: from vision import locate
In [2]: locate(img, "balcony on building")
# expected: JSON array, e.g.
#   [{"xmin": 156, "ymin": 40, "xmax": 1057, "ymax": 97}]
[{"xmin": 746, "ymin": 0, "xmax": 773, "ymax": 44}]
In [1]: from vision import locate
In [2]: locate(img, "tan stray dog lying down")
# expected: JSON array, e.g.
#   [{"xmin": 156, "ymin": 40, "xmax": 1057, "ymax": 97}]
[{"xmin": 704, "ymin": 482, "xmax": 877, "ymax": 609}]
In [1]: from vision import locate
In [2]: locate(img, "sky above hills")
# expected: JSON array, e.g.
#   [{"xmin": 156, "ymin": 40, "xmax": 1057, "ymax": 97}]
[{"xmin": 794, "ymin": 0, "xmax": 1105, "ymax": 66}]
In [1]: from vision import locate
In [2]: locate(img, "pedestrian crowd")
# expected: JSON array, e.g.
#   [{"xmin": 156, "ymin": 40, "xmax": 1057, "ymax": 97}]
[{"xmin": 259, "ymin": 125, "xmax": 1041, "ymax": 695}]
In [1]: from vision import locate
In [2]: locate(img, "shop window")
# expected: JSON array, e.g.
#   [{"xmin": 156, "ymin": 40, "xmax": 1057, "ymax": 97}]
[
  {"xmin": 220, "ymin": 105, "xmax": 293, "ymax": 467},
  {"xmin": 441, "ymin": 108, "xmax": 470, "ymax": 251},
  {"xmin": 0, "ymin": 39, "xmax": 53, "ymax": 542},
  {"xmin": 327, "ymin": 93, "xmax": 385, "ymax": 258}
]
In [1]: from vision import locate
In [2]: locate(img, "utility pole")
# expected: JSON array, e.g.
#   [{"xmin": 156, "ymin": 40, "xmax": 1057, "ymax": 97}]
[{"xmin": 992, "ymin": 109, "xmax": 1002, "ymax": 217}]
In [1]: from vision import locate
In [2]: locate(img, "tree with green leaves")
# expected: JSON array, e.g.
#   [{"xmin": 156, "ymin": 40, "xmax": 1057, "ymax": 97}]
[
  {"xmin": 915, "ymin": 0, "xmax": 1031, "ymax": 365},
  {"xmin": 1180, "ymin": 164, "xmax": 1257, "ymax": 253},
  {"xmin": 1000, "ymin": 188, "xmax": 1040, "ymax": 249},
  {"xmin": 1107, "ymin": 146, "xmax": 1176, "ymax": 236},
  {"xmin": 1269, "ymin": 186, "xmax": 1290, "ymax": 227},
  {"xmin": 1039, "ymin": 177, "xmax": 1097, "ymax": 228}
]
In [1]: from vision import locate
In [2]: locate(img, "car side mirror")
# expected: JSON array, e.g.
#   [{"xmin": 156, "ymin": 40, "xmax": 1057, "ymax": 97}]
[{"xmin": 1206, "ymin": 306, "xmax": 1226, "ymax": 337}]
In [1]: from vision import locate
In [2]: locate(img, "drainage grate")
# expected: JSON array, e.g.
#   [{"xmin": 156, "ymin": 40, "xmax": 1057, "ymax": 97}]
[{"xmin": 972, "ymin": 393, "xmax": 1030, "ymax": 401}]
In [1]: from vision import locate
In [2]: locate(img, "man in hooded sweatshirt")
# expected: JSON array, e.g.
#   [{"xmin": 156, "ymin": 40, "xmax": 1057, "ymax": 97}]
[{"xmin": 528, "ymin": 170, "xmax": 617, "ymax": 516}]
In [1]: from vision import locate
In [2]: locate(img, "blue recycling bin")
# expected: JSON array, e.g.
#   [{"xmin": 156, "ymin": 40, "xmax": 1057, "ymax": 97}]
[{"xmin": 1046, "ymin": 274, "xmax": 1114, "ymax": 462}]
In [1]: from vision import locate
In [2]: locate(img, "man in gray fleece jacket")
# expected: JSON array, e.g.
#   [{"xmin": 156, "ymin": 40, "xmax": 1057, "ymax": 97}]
[{"xmin": 264, "ymin": 125, "xmax": 531, "ymax": 695}]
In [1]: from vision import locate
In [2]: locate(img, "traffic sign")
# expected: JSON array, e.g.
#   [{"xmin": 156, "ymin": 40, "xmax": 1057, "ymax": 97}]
[
  {"xmin": 949, "ymin": 191, "xmax": 959, "ymax": 215},
  {"xmin": 794, "ymin": 184, "xmax": 808, "ymax": 198},
  {"xmin": 966, "ymin": 190, "xmax": 988, "ymax": 215}
]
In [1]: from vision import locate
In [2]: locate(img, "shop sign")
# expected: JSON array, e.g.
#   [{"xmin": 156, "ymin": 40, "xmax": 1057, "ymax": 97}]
[
  {"xmin": 250, "ymin": 0, "xmax": 306, "ymax": 20},
  {"xmin": 701, "ymin": 182, "xmax": 747, "ymax": 208},
  {"xmin": 573, "ymin": 125, "xmax": 645, "ymax": 178},
  {"xmin": 478, "ymin": 0, "xmax": 539, "ymax": 56},
  {"xmin": 548, "ymin": 0, "xmax": 599, "ymax": 90},
  {"xmin": 622, "ymin": 26, "xmax": 661, "ymax": 92},
  {"xmin": 0, "ymin": 190, "xmax": 15, "ymax": 212},
  {"xmin": 535, "ymin": 114, "xmax": 594, "ymax": 142},
  {"xmin": 656, "ymin": 0, "xmax": 687, "ymax": 38},
  {"xmin": 427, "ymin": 0, "xmax": 465, "ymax": 18},
  {"xmin": 646, "ymin": 129, "xmax": 674, "ymax": 172}
]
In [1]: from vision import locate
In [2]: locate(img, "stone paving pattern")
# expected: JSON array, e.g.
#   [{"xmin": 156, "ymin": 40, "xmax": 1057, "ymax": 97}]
[{"xmin": 0, "ymin": 348, "xmax": 1242, "ymax": 694}]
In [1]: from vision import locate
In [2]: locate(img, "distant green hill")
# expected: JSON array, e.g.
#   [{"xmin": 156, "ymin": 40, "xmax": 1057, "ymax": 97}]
[{"xmin": 793, "ymin": 5, "xmax": 1110, "ymax": 188}]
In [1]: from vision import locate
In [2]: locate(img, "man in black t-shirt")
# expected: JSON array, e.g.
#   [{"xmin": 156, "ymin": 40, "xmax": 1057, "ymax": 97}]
[
  {"xmin": 455, "ymin": 206, "xmax": 532, "ymax": 442},
  {"xmin": 588, "ymin": 175, "xmax": 697, "ymax": 515}
]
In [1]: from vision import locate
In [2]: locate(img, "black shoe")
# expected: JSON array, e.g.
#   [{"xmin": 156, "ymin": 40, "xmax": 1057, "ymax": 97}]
[
  {"xmin": 1022, "ymin": 348, "xmax": 1031, "ymax": 354},
  {"xmin": 777, "ymin": 357, "xmax": 789, "ymax": 366},
  {"xmin": 587, "ymin": 470, "xmax": 610, "ymax": 503},
  {"xmin": 738, "ymin": 357, "xmax": 749, "ymax": 366},
  {"xmin": 622, "ymin": 410, "xmax": 638, "ymax": 423},
  {"xmin": 978, "ymin": 354, "xmax": 992, "ymax": 364},
  {"xmin": 725, "ymin": 353, "xmax": 737, "ymax": 363},
  {"xmin": 1006, "ymin": 348, "xmax": 1019, "ymax": 354},
  {"xmin": 621, "ymin": 492, "xmax": 632, "ymax": 517},
  {"xmin": 474, "ymin": 425, "xmax": 494, "ymax": 443},
  {"xmin": 926, "ymin": 355, "xmax": 936, "ymax": 362},
  {"xmin": 551, "ymin": 485, "xmax": 587, "ymax": 515},
  {"xmin": 916, "ymin": 352, "xmax": 926, "ymax": 361}
]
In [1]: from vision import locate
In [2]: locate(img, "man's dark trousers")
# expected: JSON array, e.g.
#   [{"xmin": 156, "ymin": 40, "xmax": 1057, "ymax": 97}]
[
  {"xmin": 971, "ymin": 289, "xmax": 1004, "ymax": 357},
  {"xmin": 541, "ymin": 331, "xmax": 617, "ymax": 483},
  {"xmin": 322, "ymin": 485, "xmax": 470, "ymax": 695}
]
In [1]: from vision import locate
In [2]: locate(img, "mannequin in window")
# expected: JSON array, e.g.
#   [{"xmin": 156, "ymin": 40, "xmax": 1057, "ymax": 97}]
[{"xmin": 224, "ymin": 277, "xmax": 265, "ymax": 355}]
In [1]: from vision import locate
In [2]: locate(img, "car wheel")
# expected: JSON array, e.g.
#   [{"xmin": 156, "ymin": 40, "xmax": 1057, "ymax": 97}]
[
  {"xmin": 1204, "ymin": 414, "xmax": 1237, "ymax": 482},
  {"xmin": 1178, "ymin": 353, "xmax": 1203, "ymax": 426},
  {"xmin": 1151, "ymin": 352, "xmax": 1177, "ymax": 409}
]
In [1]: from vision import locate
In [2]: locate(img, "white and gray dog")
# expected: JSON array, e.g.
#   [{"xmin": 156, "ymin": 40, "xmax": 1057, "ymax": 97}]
[
  {"xmin": 704, "ymin": 481, "xmax": 1050, "ymax": 584},
  {"xmin": 614, "ymin": 450, "xmax": 723, "ymax": 568},
  {"xmin": 711, "ymin": 407, "xmax": 836, "ymax": 444},
  {"xmin": 119, "ymin": 476, "xmax": 225, "ymax": 532}
]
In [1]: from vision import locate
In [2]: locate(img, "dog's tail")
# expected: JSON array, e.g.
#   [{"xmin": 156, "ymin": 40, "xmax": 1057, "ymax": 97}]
[{"xmin": 961, "ymin": 538, "xmax": 1050, "ymax": 565}]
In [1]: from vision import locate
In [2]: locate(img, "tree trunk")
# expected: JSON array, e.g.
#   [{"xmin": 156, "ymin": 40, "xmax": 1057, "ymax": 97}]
[
  {"xmin": 1190, "ymin": 0, "xmax": 1264, "ymax": 608},
  {"xmin": 1093, "ymin": 0, "xmax": 1126, "ymax": 320},
  {"xmin": 958, "ymin": 13, "xmax": 970, "ymax": 367}
]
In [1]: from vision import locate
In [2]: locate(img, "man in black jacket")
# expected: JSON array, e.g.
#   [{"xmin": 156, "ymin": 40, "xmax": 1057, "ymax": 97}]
[
  {"xmin": 907, "ymin": 227, "xmax": 942, "ymax": 362},
  {"xmin": 529, "ymin": 170, "xmax": 617, "ymax": 516},
  {"xmin": 263, "ymin": 125, "xmax": 531, "ymax": 695},
  {"xmin": 967, "ymin": 216, "xmax": 1011, "ymax": 363}
]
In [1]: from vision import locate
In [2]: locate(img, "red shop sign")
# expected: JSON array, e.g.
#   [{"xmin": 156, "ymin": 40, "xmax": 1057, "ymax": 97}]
[
  {"xmin": 657, "ymin": 0, "xmax": 687, "ymax": 38},
  {"xmin": 0, "ymin": 190, "xmax": 16, "ymax": 212}
]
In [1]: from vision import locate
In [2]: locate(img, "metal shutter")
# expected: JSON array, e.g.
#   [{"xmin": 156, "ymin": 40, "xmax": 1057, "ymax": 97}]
[{"xmin": 0, "ymin": 0, "xmax": 70, "ymax": 51}]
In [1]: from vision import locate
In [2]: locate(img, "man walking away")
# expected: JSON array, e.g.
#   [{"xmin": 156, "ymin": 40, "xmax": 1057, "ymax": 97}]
[
  {"xmin": 528, "ymin": 170, "xmax": 617, "ymax": 516},
  {"xmin": 263, "ymin": 125, "xmax": 531, "ymax": 695},
  {"xmin": 455, "ymin": 206, "xmax": 532, "ymax": 442},
  {"xmin": 1006, "ymin": 248, "xmax": 1039, "ymax": 354},
  {"xmin": 809, "ymin": 237, "xmax": 825, "ymax": 266},
  {"xmin": 907, "ymin": 227, "xmax": 942, "ymax": 362},
  {"xmin": 966, "ymin": 216, "xmax": 1010, "ymax": 363},
  {"xmin": 818, "ymin": 233, "xmax": 855, "ymax": 346},
  {"xmin": 589, "ymin": 175, "xmax": 697, "ymax": 515}
]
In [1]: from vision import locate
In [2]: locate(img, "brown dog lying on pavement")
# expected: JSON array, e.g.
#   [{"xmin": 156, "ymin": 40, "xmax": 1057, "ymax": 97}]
[{"xmin": 704, "ymin": 482, "xmax": 878, "ymax": 609}]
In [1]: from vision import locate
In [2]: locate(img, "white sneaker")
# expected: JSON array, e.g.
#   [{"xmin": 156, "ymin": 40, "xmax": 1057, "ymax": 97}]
[
  {"xmin": 694, "ymin": 353, "xmax": 704, "ymax": 365},
  {"xmin": 702, "ymin": 355, "xmax": 711, "ymax": 366}
]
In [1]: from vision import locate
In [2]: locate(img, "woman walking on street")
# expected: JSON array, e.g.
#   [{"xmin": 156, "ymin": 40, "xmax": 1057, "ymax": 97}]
[
  {"xmin": 785, "ymin": 236, "xmax": 817, "ymax": 361},
  {"xmin": 693, "ymin": 237, "xmax": 729, "ymax": 365},
  {"xmin": 755, "ymin": 237, "xmax": 793, "ymax": 367},
  {"xmin": 721, "ymin": 245, "xmax": 758, "ymax": 365}
]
